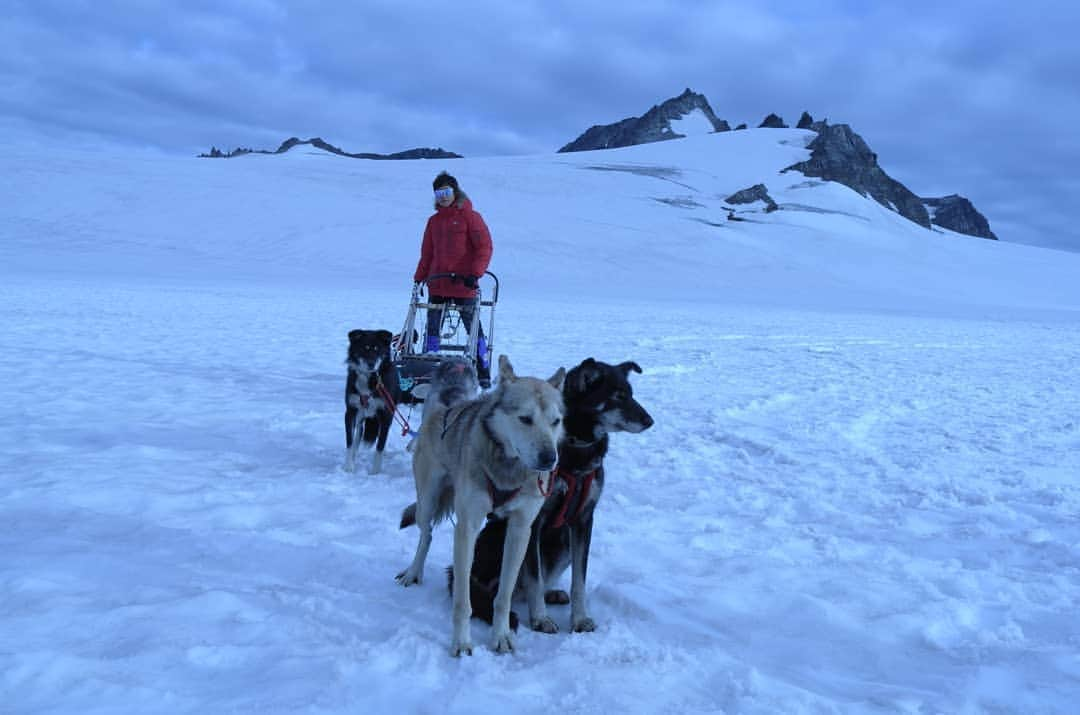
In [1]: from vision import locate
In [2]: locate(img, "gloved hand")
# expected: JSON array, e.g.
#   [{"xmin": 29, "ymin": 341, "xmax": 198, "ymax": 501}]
[{"xmin": 462, "ymin": 275, "xmax": 478, "ymax": 289}]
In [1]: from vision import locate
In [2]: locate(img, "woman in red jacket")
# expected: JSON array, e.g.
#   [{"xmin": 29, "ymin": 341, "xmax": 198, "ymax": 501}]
[{"xmin": 413, "ymin": 172, "xmax": 493, "ymax": 380}]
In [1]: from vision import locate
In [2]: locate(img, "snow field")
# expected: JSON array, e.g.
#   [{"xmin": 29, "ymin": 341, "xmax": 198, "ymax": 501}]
[{"xmin": 3, "ymin": 278, "xmax": 1078, "ymax": 713}]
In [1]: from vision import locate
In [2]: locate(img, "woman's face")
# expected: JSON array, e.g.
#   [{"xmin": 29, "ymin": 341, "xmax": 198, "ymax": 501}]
[{"xmin": 435, "ymin": 186, "xmax": 455, "ymax": 207}]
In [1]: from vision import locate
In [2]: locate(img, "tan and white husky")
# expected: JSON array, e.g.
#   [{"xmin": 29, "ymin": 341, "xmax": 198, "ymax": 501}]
[{"xmin": 396, "ymin": 355, "xmax": 565, "ymax": 656}]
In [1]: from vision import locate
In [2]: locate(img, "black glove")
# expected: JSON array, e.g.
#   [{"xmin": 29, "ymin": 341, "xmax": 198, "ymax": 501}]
[{"xmin": 462, "ymin": 275, "xmax": 478, "ymax": 289}]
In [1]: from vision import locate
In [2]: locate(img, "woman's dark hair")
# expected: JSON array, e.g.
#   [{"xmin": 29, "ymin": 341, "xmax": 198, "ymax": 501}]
[{"xmin": 432, "ymin": 172, "xmax": 459, "ymax": 191}]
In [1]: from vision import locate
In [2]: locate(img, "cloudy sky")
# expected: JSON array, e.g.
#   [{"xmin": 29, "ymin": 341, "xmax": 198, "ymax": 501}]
[{"xmin": 4, "ymin": 0, "xmax": 1078, "ymax": 250}]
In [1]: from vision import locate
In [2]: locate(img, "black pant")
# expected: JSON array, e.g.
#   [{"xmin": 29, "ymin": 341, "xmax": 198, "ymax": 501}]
[
  {"xmin": 424, "ymin": 295, "xmax": 480, "ymax": 344},
  {"xmin": 425, "ymin": 296, "xmax": 488, "ymax": 380}
]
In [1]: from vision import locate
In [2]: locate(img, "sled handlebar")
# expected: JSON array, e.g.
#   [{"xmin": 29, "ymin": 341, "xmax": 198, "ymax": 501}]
[{"xmin": 416, "ymin": 271, "xmax": 499, "ymax": 303}]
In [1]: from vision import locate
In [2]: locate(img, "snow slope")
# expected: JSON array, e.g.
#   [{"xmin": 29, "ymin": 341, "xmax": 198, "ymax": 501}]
[{"xmin": 2, "ymin": 129, "xmax": 1079, "ymax": 714}]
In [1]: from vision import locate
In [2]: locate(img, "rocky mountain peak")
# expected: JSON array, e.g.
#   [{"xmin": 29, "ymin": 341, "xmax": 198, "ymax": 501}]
[
  {"xmin": 784, "ymin": 122, "xmax": 933, "ymax": 230},
  {"xmin": 758, "ymin": 113, "xmax": 788, "ymax": 129},
  {"xmin": 558, "ymin": 88, "xmax": 730, "ymax": 153}
]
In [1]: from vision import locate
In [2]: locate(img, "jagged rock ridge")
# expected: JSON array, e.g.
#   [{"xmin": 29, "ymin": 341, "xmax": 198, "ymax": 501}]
[
  {"xmin": 200, "ymin": 137, "xmax": 461, "ymax": 160},
  {"xmin": 783, "ymin": 122, "xmax": 932, "ymax": 229},
  {"xmin": 922, "ymin": 195, "xmax": 998, "ymax": 240},
  {"xmin": 558, "ymin": 88, "xmax": 729, "ymax": 153},
  {"xmin": 759, "ymin": 113, "xmax": 788, "ymax": 129}
]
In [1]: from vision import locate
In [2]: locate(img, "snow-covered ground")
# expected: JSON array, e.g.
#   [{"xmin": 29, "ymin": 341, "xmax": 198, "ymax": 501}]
[{"xmin": 2, "ymin": 129, "xmax": 1079, "ymax": 713}]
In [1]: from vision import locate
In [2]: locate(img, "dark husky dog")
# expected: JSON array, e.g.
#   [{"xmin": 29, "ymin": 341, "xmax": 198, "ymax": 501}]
[
  {"xmin": 458, "ymin": 358, "xmax": 653, "ymax": 633},
  {"xmin": 410, "ymin": 357, "xmax": 481, "ymax": 426},
  {"xmin": 344, "ymin": 329, "xmax": 402, "ymax": 474}
]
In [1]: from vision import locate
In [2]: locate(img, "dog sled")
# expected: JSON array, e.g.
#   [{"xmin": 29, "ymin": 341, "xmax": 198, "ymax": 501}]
[{"xmin": 392, "ymin": 271, "xmax": 499, "ymax": 403}]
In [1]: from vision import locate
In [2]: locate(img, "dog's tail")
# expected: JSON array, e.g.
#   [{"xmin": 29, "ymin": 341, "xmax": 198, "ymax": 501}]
[
  {"xmin": 399, "ymin": 503, "xmax": 416, "ymax": 529},
  {"xmin": 399, "ymin": 487, "xmax": 454, "ymax": 530}
]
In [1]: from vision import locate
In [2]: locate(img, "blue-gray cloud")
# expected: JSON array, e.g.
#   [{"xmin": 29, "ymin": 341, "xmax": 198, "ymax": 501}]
[{"xmin": 2, "ymin": 0, "xmax": 1078, "ymax": 249}]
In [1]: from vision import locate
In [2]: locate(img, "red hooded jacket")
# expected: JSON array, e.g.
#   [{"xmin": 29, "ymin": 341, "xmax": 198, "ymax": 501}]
[{"xmin": 413, "ymin": 194, "xmax": 493, "ymax": 299}]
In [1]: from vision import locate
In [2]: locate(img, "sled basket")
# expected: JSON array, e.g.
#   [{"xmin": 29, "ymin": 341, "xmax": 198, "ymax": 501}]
[{"xmin": 391, "ymin": 271, "xmax": 499, "ymax": 402}]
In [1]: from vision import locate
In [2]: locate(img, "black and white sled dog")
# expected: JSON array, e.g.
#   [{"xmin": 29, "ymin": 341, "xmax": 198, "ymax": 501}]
[
  {"xmin": 344, "ymin": 329, "xmax": 402, "ymax": 474},
  {"xmin": 461, "ymin": 358, "xmax": 653, "ymax": 634},
  {"xmin": 396, "ymin": 355, "xmax": 566, "ymax": 657}
]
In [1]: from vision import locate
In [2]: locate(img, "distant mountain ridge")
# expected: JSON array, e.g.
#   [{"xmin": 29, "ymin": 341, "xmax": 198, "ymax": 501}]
[
  {"xmin": 199, "ymin": 137, "xmax": 462, "ymax": 160},
  {"xmin": 560, "ymin": 90, "xmax": 997, "ymax": 241}
]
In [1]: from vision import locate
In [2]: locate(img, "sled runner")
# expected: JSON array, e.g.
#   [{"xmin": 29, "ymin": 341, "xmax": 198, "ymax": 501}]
[{"xmin": 392, "ymin": 271, "xmax": 499, "ymax": 403}]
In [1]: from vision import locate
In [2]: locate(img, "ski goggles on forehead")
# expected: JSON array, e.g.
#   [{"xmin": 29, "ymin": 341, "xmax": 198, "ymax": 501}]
[{"xmin": 434, "ymin": 187, "xmax": 454, "ymax": 200}]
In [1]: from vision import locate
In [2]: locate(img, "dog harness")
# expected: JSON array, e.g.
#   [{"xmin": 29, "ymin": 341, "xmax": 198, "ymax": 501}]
[
  {"xmin": 373, "ymin": 373, "xmax": 415, "ymax": 437},
  {"xmin": 440, "ymin": 404, "xmax": 467, "ymax": 439},
  {"xmin": 487, "ymin": 481, "xmax": 521, "ymax": 510},
  {"xmin": 545, "ymin": 432, "xmax": 604, "ymax": 529},
  {"xmin": 350, "ymin": 360, "xmax": 415, "ymax": 436},
  {"xmin": 484, "ymin": 472, "xmax": 555, "ymax": 511},
  {"xmin": 549, "ymin": 467, "xmax": 598, "ymax": 529}
]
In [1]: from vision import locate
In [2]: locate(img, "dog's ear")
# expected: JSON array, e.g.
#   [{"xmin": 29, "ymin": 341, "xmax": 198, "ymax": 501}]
[
  {"xmin": 498, "ymin": 354, "xmax": 515, "ymax": 382},
  {"xmin": 548, "ymin": 366, "xmax": 566, "ymax": 391},
  {"xmin": 571, "ymin": 358, "xmax": 603, "ymax": 393},
  {"xmin": 617, "ymin": 361, "xmax": 643, "ymax": 376},
  {"xmin": 376, "ymin": 329, "xmax": 393, "ymax": 345},
  {"xmin": 347, "ymin": 329, "xmax": 364, "ymax": 342}
]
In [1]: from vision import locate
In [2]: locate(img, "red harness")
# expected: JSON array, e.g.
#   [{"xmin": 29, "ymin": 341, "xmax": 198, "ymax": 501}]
[
  {"xmin": 549, "ymin": 467, "xmax": 598, "ymax": 529},
  {"xmin": 374, "ymin": 378, "xmax": 415, "ymax": 437},
  {"xmin": 487, "ymin": 471, "xmax": 557, "ymax": 510}
]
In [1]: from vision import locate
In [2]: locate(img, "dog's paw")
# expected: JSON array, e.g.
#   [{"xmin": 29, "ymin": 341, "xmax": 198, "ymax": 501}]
[
  {"xmin": 395, "ymin": 569, "xmax": 421, "ymax": 586},
  {"xmin": 544, "ymin": 589, "xmax": 570, "ymax": 605},
  {"xmin": 450, "ymin": 639, "xmax": 473, "ymax": 657},
  {"xmin": 491, "ymin": 632, "xmax": 515, "ymax": 654},
  {"xmin": 530, "ymin": 616, "xmax": 559, "ymax": 634},
  {"xmin": 572, "ymin": 617, "xmax": 597, "ymax": 633}
]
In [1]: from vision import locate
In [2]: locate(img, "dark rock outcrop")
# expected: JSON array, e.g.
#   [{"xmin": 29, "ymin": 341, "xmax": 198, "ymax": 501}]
[
  {"xmin": 385, "ymin": 147, "xmax": 462, "ymax": 160},
  {"xmin": 199, "ymin": 146, "xmax": 255, "ymax": 158},
  {"xmin": 759, "ymin": 113, "xmax": 788, "ymax": 129},
  {"xmin": 784, "ymin": 122, "xmax": 932, "ymax": 229},
  {"xmin": 733, "ymin": 123, "xmax": 748, "ymax": 131},
  {"xmin": 922, "ymin": 195, "xmax": 998, "ymax": 239},
  {"xmin": 558, "ymin": 88, "xmax": 730, "ymax": 153},
  {"xmin": 200, "ymin": 137, "xmax": 461, "ymax": 160},
  {"xmin": 796, "ymin": 111, "xmax": 814, "ymax": 130},
  {"xmin": 725, "ymin": 184, "xmax": 778, "ymax": 212}
]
